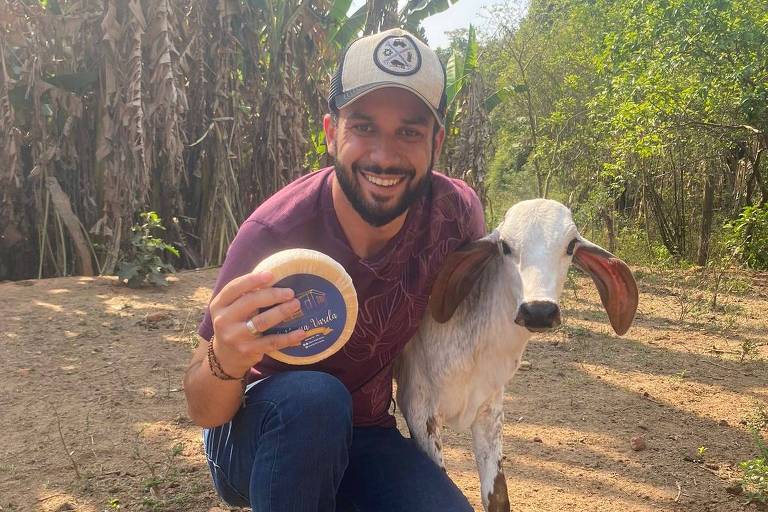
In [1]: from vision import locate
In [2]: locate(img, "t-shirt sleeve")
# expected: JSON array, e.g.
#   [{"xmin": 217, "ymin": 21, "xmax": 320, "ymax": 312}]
[
  {"xmin": 197, "ymin": 220, "xmax": 280, "ymax": 341},
  {"xmin": 465, "ymin": 186, "xmax": 486, "ymax": 239}
]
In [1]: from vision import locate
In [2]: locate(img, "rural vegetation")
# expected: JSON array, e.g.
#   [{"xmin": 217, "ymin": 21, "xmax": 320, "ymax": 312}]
[
  {"xmin": 480, "ymin": 0, "xmax": 768, "ymax": 273},
  {"xmin": 1, "ymin": 0, "xmax": 766, "ymax": 281}
]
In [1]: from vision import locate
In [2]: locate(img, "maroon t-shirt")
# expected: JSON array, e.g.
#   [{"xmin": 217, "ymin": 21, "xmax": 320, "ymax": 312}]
[{"xmin": 198, "ymin": 167, "xmax": 485, "ymax": 427}]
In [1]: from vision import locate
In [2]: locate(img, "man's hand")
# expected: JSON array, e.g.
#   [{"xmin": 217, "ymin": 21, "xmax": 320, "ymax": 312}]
[
  {"xmin": 209, "ymin": 271, "xmax": 307, "ymax": 375},
  {"xmin": 184, "ymin": 271, "xmax": 307, "ymax": 427}
]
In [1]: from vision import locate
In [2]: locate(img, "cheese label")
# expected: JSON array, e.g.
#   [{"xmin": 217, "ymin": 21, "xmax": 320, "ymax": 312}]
[{"xmin": 264, "ymin": 273, "xmax": 348, "ymax": 359}]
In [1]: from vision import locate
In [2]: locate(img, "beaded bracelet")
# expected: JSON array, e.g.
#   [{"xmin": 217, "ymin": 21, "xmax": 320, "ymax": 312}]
[{"xmin": 207, "ymin": 336, "xmax": 249, "ymax": 389}]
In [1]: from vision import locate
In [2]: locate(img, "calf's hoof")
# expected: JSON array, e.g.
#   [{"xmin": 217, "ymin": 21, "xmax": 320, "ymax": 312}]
[{"xmin": 486, "ymin": 471, "xmax": 510, "ymax": 512}]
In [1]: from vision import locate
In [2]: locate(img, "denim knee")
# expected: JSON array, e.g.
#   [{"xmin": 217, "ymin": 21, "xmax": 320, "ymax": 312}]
[{"xmin": 258, "ymin": 371, "xmax": 353, "ymax": 439}]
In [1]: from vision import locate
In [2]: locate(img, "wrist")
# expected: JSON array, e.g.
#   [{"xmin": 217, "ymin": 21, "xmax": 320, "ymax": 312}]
[{"xmin": 207, "ymin": 336, "xmax": 250, "ymax": 382}]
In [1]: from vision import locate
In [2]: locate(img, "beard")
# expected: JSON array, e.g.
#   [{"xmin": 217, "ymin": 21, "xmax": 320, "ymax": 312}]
[{"xmin": 334, "ymin": 159, "xmax": 433, "ymax": 228}]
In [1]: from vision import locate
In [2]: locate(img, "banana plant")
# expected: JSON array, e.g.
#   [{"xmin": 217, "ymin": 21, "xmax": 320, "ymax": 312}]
[{"xmin": 444, "ymin": 24, "xmax": 479, "ymax": 136}]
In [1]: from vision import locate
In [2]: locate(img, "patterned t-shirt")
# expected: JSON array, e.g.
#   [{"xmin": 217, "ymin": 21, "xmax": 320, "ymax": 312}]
[{"xmin": 198, "ymin": 166, "xmax": 485, "ymax": 427}]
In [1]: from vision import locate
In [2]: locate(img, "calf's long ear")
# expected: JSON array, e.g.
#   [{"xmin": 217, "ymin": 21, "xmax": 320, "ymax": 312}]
[
  {"xmin": 430, "ymin": 231, "xmax": 502, "ymax": 323},
  {"xmin": 572, "ymin": 238, "xmax": 639, "ymax": 335}
]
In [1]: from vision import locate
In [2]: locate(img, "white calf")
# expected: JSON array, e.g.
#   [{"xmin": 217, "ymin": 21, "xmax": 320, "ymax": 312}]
[{"xmin": 395, "ymin": 199, "xmax": 639, "ymax": 511}]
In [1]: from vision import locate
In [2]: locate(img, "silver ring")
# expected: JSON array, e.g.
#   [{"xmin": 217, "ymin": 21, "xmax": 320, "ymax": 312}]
[{"xmin": 245, "ymin": 318, "xmax": 260, "ymax": 336}]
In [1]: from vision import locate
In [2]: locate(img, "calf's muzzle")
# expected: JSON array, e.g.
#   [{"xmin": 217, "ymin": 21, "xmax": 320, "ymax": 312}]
[{"xmin": 514, "ymin": 300, "xmax": 561, "ymax": 332}]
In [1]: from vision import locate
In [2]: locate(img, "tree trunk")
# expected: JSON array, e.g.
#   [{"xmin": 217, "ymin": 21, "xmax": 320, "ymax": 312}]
[
  {"xmin": 697, "ymin": 165, "xmax": 714, "ymax": 266},
  {"xmin": 645, "ymin": 170, "xmax": 681, "ymax": 259},
  {"xmin": 599, "ymin": 207, "xmax": 616, "ymax": 254},
  {"xmin": 752, "ymin": 145, "xmax": 767, "ymax": 207},
  {"xmin": 45, "ymin": 177, "xmax": 95, "ymax": 276},
  {"xmin": 364, "ymin": 0, "xmax": 398, "ymax": 35}
]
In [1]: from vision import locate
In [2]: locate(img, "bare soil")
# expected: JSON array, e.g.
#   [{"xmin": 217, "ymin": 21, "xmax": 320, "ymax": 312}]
[{"xmin": 1, "ymin": 267, "xmax": 767, "ymax": 512}]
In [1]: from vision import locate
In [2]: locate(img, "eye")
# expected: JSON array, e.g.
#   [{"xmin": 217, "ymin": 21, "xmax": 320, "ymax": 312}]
[
  {"xmin": 352, "ymin": 124, "xmax": 374, "ymax": 134},
  {"xmin": 399, "ymin": 127, "xmax": 424, "ymax": 139},
  {"xmin": 566, "ymin": 238, "xmax": 578, "ymax": 256},
  {"xmin": 501, "ymin": 240, "xmax": 512, "ymax": 255}
]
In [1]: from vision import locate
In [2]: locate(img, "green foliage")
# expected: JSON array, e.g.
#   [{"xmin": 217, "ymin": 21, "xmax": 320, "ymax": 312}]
[
  {"xmin": 485, "ymin": 0, "xmax": 767, "ymax": 267},
  {"xmin": 305, "ymin": 126, "xmax": 327, "ymax": 170},
  {"xmin": 724, "ymin": 204, "xmax": 768, "ymax": 269},
  {"xmin": 740, "ymin": 428, "xmax": 768, "ymax": 503},
  {"xmin": 444, "ymin": 24, "xmax": 480, "ymax": 134},
  {"xmin": 402, "ymin": 0, "xmax": 460, "ymax": 33},
  {"xmin": 117, "ymin": 212, "xmax": 179, "ymax": 288},
  {"xmin": 615, "ymin": 226, "xmax": 673, "ymax": 267}
]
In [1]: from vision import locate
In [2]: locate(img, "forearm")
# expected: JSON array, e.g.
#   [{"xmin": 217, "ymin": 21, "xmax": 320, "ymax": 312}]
[
  {"xmin": 184, "ymin": 272, "xmax": 306, "ymax": 427},
  {"xmin": 183, "ymin": 342, "xmax": 248, "ymax": 428}
]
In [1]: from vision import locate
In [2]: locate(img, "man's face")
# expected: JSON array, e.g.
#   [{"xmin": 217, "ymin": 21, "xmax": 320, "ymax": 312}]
[{"xmin": 324, "ymin": 88, "xmax": 445, "ymax": 227}]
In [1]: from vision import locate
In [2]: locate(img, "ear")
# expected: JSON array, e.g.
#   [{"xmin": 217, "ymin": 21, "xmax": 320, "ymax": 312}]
[
  {"xmin": 430, "ymin": 231, "xmax": 501, "ymax": 323},
  {"xmin": 323, "ymin": 113, "xmax": 337, "ymax": 157},
  {"xmin": 432, "ymin": 125, "xmax": 446, "ymax": 163},
  {"xmin": 572, "ymin": 238, "xmax": 639, "ymax": 335}
]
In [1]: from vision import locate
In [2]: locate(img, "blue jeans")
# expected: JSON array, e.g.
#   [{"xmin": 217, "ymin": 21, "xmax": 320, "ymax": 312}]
[{"xmin": 203, "ymin": 371, "xmax": 472, "ymax": 512}]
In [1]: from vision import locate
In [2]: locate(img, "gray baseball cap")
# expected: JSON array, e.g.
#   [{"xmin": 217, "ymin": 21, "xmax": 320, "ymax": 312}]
[{"xmin": 328, "ymin": 28, "xmax": 447, "ymax": 127}]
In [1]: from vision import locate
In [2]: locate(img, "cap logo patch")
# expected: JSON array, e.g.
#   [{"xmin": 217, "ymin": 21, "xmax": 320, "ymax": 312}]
[{"xmin": 374, "ymin": 35, "xmax": 421, "ymax": 76}]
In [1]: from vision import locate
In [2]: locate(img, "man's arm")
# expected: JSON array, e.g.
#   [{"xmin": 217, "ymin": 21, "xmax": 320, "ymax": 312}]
[
  {"xmin": 183, "ymin": 339, "xmax": 245, "ymax": 428},
  {"xmin": 183, "ymin": 272, "xmax": 307, "ymax": 428}
]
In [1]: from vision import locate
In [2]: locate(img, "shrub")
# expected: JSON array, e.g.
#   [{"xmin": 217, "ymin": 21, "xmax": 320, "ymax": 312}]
[
  {"xmin": 724, "ymin": 204, "xmax": 768, "ymax": 269},
  {"xmin": 740, "ymin": 430, "xmax": 768, "ymax": 503},
  {"xmin": 117, "ymin": 212, "xmax": 179, "ymax": 287}
]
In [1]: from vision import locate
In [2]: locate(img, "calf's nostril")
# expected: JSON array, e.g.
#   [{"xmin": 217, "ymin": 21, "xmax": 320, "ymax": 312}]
[{"xmin": 515, "ymin": 300, "xmax": 561, "ymax": 330}]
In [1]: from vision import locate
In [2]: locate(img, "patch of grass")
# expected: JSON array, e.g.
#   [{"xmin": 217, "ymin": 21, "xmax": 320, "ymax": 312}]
[
  {"xmin": 741, "ymin": 339, "xmax": 766, "ymax": 363},
  {"xmin": 556, "ymin": 323, "xmax": 593, "ymax": 339},
  {"xmin": 141, "ymin": 496, "xmax": 164, "ymax": 511},
  {"xmin": 143, "ymin": 476, "xmax": 163, "ymax": 493},
  {"xmin": 745, "ymin": 403, "xmax": 768, "ymax": 431},
  {"xmin": 129, "ymin": 437, "xmax": 201, "ymax": 511},
  {"xmin": 722, "ymin": 275, "xmax": 753, "ymax": 296}
]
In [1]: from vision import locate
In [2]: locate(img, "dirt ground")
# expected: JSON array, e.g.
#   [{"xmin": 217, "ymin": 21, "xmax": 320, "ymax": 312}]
[{"xmin": 1, "ymin": 266, "xmax": 767, "ymax": 512}]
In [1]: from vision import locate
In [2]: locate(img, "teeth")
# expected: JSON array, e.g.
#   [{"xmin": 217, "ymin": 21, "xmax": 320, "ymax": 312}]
[{"xmin": 364, "ymin": 174, "xmax": 401, "ymax": 187}]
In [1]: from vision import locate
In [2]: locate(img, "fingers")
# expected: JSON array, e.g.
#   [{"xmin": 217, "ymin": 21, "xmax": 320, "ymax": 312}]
[
  {"xmin": 247, "ymin": 298, "xmax": 302, "ymax": 334},
  {"xmin": 256, "ymin": 328, "xmax": 308, "ymax": 353},
  {"xmin": 208, "ymin": 271, "xmax": 309, "ymax": 373},
  {"xmin": 226, "ymin": 286, "xmax": 296, "ymax": 322},
  {"xmin": 212, "ymin": 271, "xmax": 274, "ymax": 310},
  {"xmin": 213, "ymin": 327, "xmax": 306, "ymax": 376}
]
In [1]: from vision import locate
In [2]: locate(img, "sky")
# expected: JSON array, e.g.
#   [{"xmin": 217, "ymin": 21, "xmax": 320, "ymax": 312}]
[
  {"xmin": 420, "ymin": 0, "xmax": 500, "ymax": 49},
  {"xmin": 348, "ymin": 0, "xmax": 507, "ymax": 50}
]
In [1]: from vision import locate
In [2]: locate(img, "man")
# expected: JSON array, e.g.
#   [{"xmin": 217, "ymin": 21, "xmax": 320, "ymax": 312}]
[{"xmin": 184, "ymin": 28, "xmax": 485, "ymax": 511}]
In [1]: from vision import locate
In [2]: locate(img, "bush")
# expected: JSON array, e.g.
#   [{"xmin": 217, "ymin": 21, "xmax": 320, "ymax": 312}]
[
  {"xmin": 615, "ymin": 226, "xmax": 674, "ymax": 267},
  {"xmin": 740, "ymin": 430, "xmax": 768, "ymax": 503},
  {"xmin": 117, "ymin": 212, "xmax": 179, "ymax": 287},
  {"xmin": 724, "ymin": 204, "xmax": 768, "ymax": 269}
]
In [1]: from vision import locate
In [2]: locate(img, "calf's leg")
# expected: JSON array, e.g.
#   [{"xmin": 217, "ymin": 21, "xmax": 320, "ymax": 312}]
[
  {"xmin": 471, "ymin": 392, "xmax": 509, "ymax": 512},
  {"xmin": 404, "ymin": 407, "xmax": 446, "ymax": 470}
]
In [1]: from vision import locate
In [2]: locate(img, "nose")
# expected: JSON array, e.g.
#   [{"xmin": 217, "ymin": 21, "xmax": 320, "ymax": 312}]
[
  {"xmin": 368, "ymin": 136, "xmax": 402, "ymax": 170},
  {"xmin": 515, "ymin": 301, "xmax": 561, "ymax": 332}
]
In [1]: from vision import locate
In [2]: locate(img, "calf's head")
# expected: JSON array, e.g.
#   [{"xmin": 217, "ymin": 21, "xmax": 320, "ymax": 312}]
[{"xmin": 430, "ymin": 199, "xmax": 639, "ymax": 336}]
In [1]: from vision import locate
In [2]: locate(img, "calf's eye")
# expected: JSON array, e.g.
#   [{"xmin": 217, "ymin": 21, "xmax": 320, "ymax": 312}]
[
  {"xmin": 566, "ymin": 238, "xmax": 578, "ymax": 256},
  {"xmin": 501, "ymin": 241, "xmax": 512, "ymax": 255}
]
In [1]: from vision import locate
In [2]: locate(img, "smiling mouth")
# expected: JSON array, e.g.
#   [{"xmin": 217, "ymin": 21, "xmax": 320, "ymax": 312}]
[{"xmin": 361, "ymin": 172, "xmax": 405, "ymax": 188}]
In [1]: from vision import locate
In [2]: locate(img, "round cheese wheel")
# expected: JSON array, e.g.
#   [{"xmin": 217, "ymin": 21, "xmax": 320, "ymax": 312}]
[{"xmin": 252, "ymin": 249, "xmax": 358, "ymax": 365}]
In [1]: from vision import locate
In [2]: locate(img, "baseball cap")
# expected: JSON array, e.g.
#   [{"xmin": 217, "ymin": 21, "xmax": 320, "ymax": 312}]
[{"xmin": 328, "ymin": 28, "xmax": 447, "ymax": 127}]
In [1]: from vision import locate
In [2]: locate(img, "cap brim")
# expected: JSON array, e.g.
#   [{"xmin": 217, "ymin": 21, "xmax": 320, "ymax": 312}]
[{"xmin": 334, "ymin": 82, "xmax": 445, "ymax": 128}]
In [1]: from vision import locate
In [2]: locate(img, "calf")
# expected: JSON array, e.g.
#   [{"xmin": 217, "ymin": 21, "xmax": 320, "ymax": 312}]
[{"xmin": 395, "ymin": 199, "xmax": 639, "ymax": 511}]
